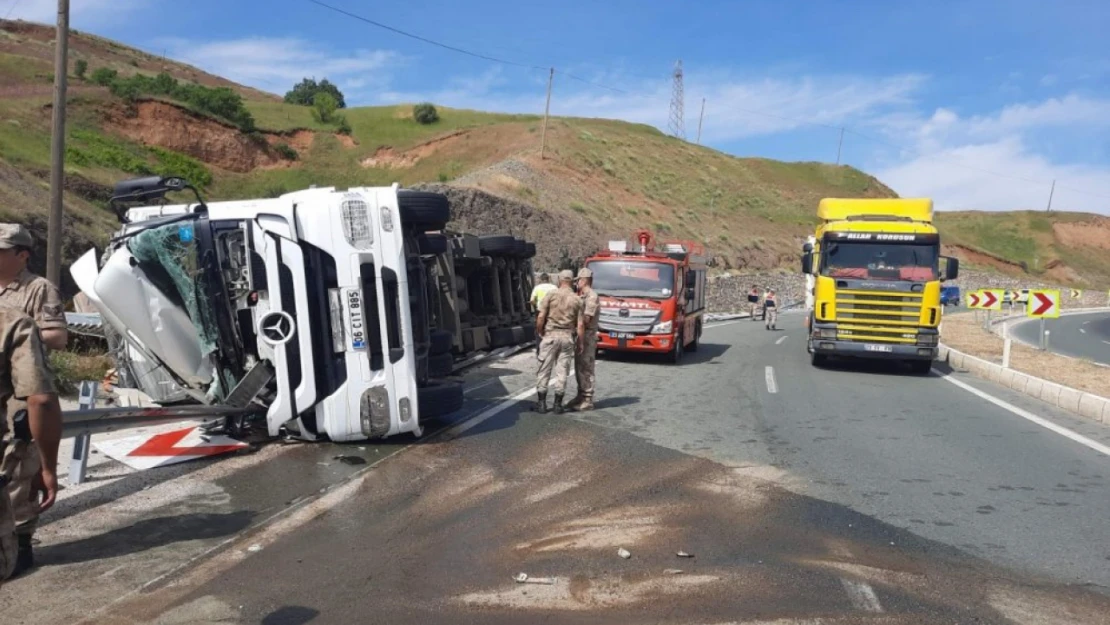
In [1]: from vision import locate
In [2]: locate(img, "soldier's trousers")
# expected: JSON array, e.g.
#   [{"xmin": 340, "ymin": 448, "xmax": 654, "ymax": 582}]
[
  {"xmin": 536, "ymin": 332, "xmax": 574, "ymax": 395},
  {"xmin": 0, "ymin": 438, "xmax": 34, "ymax": 583},
  {"xmin": 574, "ymin": 331, "xmax": 598, "ymax": 400}
]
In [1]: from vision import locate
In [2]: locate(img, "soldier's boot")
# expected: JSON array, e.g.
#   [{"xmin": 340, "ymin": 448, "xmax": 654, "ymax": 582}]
[
  {"xmin": 11, "ymin": 534, "xmax": 34, "ymax": 578},
  {"xmin": 575, "ymin": 397, "xmax": 595, "ymax": 412},
  {"xmin": 533, "ymin": 392, "xmax": 549, "ymax": 414},
  {"xmin": 553, "ymin": 394, "xmax": 565, "ymax": 415},
  {"xmin": 565, "ymin": 394, "xmax": 585, "ymax": 410}
]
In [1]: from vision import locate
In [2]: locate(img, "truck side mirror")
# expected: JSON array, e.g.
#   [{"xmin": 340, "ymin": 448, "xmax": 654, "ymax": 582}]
[
  {"xmin": 686, "ymin": 287, "xmax": 695, "ymax": 301},
  {"xmin": 943, "ymin": 256, "xmax": 959, "ymax": 281},
  {"xmin": 801, "ymin": 252, "xmax": 813, "ymax": 275},
  {"xmin": 802, "ymin": 242, "xmax": 813, "ymax": 253}
]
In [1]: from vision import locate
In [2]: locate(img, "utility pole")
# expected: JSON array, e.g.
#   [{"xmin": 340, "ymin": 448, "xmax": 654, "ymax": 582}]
[
  {"xmin": 1046, "ymin": 179, "xmax": 1055, "ymax": 212},
  {"xmin": 47, "ymin": 0, "xmax": 70, "ymax": 287},
  {"xmin": 695, "ymin": 97, "xmax": 705, "ymax": 145},
  {"xmin": 539, "ymin": 67, "xmax": 554, "ymax": 160},
  {"xmin": 836, "ymin": 127, "xmax": 845, "ymax": 165}
]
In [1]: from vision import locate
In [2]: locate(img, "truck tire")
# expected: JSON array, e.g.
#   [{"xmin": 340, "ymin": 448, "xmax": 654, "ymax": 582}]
[
  {"xmin": 417, "ymin": 233, "xmax": 448, "ymax": 256},
  {"xmin": 428, "ymin": 352, "xmax": 454, "ymax": 378},
  {"xmin": 490, "ymin": 326, "xmax": 515, "ymax": 348},
  {"xmin": 479, "ymin": 235, "xmax": 517, "ymax": 256},
  {"xmin": 522, "ymin": 324, "xmax": 536, "ymax": 342},
  {"xmin": 430, "ymin": 329, "xmax": 454, "ymax": 356},
  {"xmin": 398, "ymin": 190, "xmax": 450, "ymax": 231},
  {"xmin": 670, "ymin": 332, "xmax": 683, "ymax": 364},
  {"xmin": 417, "ymin": 380, "xmax": 465, "ymax": 419},
  {"xmin": 512, "ymin": 239, "xmax": 528, "ymax": 258},
  {"xmin": 523, "ymin": 242, "xmax": 537, "ymax": 259},
  {"xmin": 688, "ymin": 321, "xmax": 701, "ymax": 352},
  {"xmin": 909, "ymin": 360, "xmax": 932, "ymax": 375},
  {"xmin": 811, "ymin": 352, "xmax": 828, "ymax": 367}
]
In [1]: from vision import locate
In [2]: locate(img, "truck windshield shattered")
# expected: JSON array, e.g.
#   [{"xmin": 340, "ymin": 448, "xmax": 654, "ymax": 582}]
[
  {"xmin": 820, "ymin": 241, "xmax": 938, "ymax": 281},
  {"xmin": 588, "ymin": 260, "xmax": 675, "ymax": 298}
]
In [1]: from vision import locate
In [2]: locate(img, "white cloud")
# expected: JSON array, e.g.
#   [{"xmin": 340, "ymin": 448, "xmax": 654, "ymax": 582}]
[
  {"xmin": 160, "ymin": 37, "xmax": 401, "ymax": 97},
  {"xmin": 871, "ymin": 95, "xmax": 1110, "ymax": 214},
  {"xmin": 4, "ymin": 0, "xmax": 146, "ymax": 28},
  {"xmin": 376, "ymin": 69, "xmax": 927, "ymax": 144}
]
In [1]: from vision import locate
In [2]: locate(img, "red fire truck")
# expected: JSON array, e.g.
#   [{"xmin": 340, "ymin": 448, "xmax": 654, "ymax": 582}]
[{"xmin": 586, "ymin": 230, "xmax": 707, "ymax": 363}]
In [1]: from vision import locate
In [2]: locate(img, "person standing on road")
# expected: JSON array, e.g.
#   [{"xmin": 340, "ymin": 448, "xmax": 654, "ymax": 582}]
[
  {"xmin": 747, "ymin": 286, "xmax": 760, "ymax": 321},
  {"xmin": 764, "ymin": 289, "xmax": 778, "ymax": 330},
  {"xmin": 0, "ymin": 308, "xmax": 63, "ymax": 584},
  {"xmin": 533, "ymin": 270, "xmax": 584, "ymax": 415},
  {"xmin": 0, "ymin": 225, "xmax": 68, "ymax": 352},
  {"xmin": 529, "ymin": 273, "xmax": 557, "ymax": 313},
  {"xmin": 568, "ymin": 268, "xmax": 599, "ymax": 412}
]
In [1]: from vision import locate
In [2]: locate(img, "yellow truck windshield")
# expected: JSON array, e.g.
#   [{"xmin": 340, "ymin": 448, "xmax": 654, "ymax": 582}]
[{"xmin": 821, "ymin": 242, "xmax": 938, "ymax": 282}]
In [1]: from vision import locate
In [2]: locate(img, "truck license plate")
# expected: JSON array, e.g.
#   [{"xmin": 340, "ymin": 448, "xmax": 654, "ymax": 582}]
[
  {"xmin": 864, "ymin": 343, "xmax": 893, "ymax": 353},
  {"xmin": 342, "ymin": 287, "xmax": 368, "ymax": 351},
  {"xmin": 611, "ymin": 332, "xmax": 634, "ymax": 339}
]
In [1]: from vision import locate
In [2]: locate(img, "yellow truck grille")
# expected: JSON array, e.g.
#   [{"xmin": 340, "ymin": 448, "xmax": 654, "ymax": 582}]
[{"xmin": 835, "ymin": 289, "xmax": 925, "ymax": 343}]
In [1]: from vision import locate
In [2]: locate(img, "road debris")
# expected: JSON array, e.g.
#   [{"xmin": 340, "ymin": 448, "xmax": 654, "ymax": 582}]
[
  {"xmin": 513, "ymin": 573, "xmax": 556, "ymax": 585},
  {"xmin": 617, "ymin": 548, "xmax": 632, "ymax": 559},
  {"xmin": 247, "ymin": 544, "xmax": 262, "ymax": 553},
  {"xmin": 664, "ymin": 569, "xmax": 684, "ymax": 575},
  {"xmin": 334, "ymin": 455, "xmax": 367, "ymax": 466},
  {"xmin": 676, "ymin": 551, "xmax": 694, "ymax": 558}
]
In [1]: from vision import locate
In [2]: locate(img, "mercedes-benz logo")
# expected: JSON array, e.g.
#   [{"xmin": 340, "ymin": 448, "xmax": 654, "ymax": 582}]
[{"xmin": 258, "ymin": 311, "xmax": 296, "ymax": 345}]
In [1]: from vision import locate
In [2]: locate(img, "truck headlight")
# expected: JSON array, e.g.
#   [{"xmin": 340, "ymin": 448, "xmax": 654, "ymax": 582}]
[
  {"xmin": 380, "ymin": 206, "xmax": 394, "ymax": 232},
  {"xmin": 814, "ymin": 328, "xmax": 837, "ymax": 339},
  {"xmin": 651, "ymin": 320, "xmax": 673, "ymax": 335},
  {"xmin": 341, "ymin": 195, "xmax": 374, "ymax": 249},
  {"xmin": 917, "ymin": 334, "xmax": 939, "ymax": 346}
]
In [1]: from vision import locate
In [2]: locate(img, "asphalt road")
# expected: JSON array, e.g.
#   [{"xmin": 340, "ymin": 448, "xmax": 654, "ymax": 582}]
[
  {"xmin": 1011, "ymin": 310, "xmax": 1110, "ymax": 365},
  {"xmin": 84, "ymin": 315, "xmax": 1110, "ymax": 624}
]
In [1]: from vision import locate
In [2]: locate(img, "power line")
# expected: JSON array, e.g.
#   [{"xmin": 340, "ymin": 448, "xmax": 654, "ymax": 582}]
[{"xmin": 307, "ymin": 0, "xmax": 546, "ymax": 70}]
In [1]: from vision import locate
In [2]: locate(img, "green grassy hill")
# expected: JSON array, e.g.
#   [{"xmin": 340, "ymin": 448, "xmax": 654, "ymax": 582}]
[{"xmin": 2, "ymin": 18, "xmax": 1108, "ymax": 293}]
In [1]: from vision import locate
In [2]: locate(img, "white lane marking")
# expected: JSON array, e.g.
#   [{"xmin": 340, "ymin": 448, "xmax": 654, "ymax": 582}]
[
  {"xmin": 1102, "ymin": 340, "xmax": 1110, "ymax": 346},
  {"xmin": 1079, "ymin": 328, "xmax": 1086, "ymax": 334},
  {"xmin": 437, "ymin": 387, "xmax": 536, "ymax": 439},
  {"xmin": 939, "ymin": 374, "xmax": 1110, "ymax": 458},
  {"xmin": 840, "ymin": 578, "xmax": 884, "ymax": 613},
  {"xmin": 704, "ymin": 319, "xmax": 751, "ymax": 329},
  {"xmin": 464, "ymin": 378, "xmax": 500, "ymax": 395},
  {"xmin": 775, "ymin": 335, "xmax": 788, "ymax": 345},
  {"xmin": 765, "ymin": 366, "xmax": 778, "ymax": 394}
]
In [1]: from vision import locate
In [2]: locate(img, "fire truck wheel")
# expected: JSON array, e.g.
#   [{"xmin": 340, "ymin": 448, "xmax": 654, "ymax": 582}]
[
  {"xmin": 688, "ymin": 322, "xmax": 701, "ymax": 352},
  {"xmin": 670, "ymin": 332, "xmax": 684, "ymax": 364},
  {"xmin": 490, "ymin": 326, "xmax": 515, "ymax": 348},
  {"xmin": 478, "ymin": 235, "xmax": 517, "ymax": 256},
  {"xmin": 417, "ymin": 233, "xmax": 448, "ymax": 255},
  {"xmin": 418, "ymin": 380, "xmax": 465, "ymax": 419},
  {"xmin": 430, "ymin": 329, "xmax": 454, "ymax": 356},
  {"xmin": 398, "ymin": 190, "xmax": 450, "ymax": 231},
  {"xmin": 428, "ymin": 352, "xmax": 454, "ymax": 378}
]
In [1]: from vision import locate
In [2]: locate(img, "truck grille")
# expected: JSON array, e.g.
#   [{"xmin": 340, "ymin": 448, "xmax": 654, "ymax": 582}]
[
  {"xmin": 598, "ymin": 308, "xmax": 660, "ymax": 334},
  {"xmin": 835, "ymin": 290, "xmax": 924, "ymax": 343}
]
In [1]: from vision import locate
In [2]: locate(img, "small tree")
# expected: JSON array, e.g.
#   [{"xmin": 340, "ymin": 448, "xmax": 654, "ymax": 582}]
[
  {"xmin": 313, "ymin": 92, "xmax": 338, "ymax": 123},
  {"xmin": 285, "ymin": 77, "xmax": 347, "ymax": 108},
  {"xmin": 90, "ymin": 67, "xmax": 118, "ymax": 86},
  {"xmin": 413, "ymin": 102, "xmax": 439, "ymax": 124},
  {"xmin": 74, "ymin": 59, "xmax": 88, "ymax": 79}
]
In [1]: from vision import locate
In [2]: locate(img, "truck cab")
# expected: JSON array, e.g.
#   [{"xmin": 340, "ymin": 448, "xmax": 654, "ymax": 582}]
[
  {"xmin": 71, "ymin": 176, "xmax": 462, "ymax": 442},
  {"xmin": 801, "ymin": 198, "xmax": 958, "ymax": 374}
]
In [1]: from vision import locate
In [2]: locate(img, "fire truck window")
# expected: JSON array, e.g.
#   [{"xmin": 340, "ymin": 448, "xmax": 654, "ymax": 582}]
[{"xmin": 587, "ymin": 261, "xmax": 676, "ymax": 298}]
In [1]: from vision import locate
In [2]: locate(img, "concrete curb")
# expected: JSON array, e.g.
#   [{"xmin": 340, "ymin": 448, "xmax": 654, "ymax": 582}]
[{"xmin": 937, "ymin": 343, "xmax": 1110, "ymax": 426}]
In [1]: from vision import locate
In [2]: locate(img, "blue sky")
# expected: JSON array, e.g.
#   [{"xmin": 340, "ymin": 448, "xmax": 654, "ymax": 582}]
[{"xmin": 8, "ymin": 0, "xmax": 1110, "ymax": 213}]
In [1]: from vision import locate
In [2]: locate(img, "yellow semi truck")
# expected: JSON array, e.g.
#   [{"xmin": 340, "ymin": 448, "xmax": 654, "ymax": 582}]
[{"xmin": 801, "ymin": 198, "xmax": 959, "ymax": 374}]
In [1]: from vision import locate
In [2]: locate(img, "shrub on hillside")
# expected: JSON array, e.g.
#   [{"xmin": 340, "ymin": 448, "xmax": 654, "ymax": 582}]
[
  {"xmin": 284, "ymin": 78, "xmax": 346, "ymax": 109},
  {"xmin": 274, "ymin": 143, "xmax": 299, "ymax": 161},
  {"xmin": 74, "ymin": 59, "xmax": 88, "ymax": 79},
  {"xmin": 312, "ymin": 92, "xmax": 339, "ymax": 124},
  {"xmin": 90, "ymin": 67, "xmax": 117, "ymax": 86},
  {"xmin": 413, "ymin": 102, "xmax": 439, "ymax": 124},
  {"xmin": 337, "ymin": 116, "xmax": 352, "ymax": 135},
  {"xmin": 102, "ymin": 71, "xmax": 256, "ymax": 132}
]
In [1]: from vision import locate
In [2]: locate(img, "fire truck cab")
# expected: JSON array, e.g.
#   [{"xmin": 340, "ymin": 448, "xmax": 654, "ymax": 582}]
[{"xmin": 586, "ymin": 230, "xmax": 707, "ymax": 363}]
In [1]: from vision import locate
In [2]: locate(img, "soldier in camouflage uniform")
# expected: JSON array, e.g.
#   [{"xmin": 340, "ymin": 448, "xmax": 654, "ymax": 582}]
[
  {"xmin": 567, "ymin": 267, "xmax": 599, "ymax": 412},
  {"xmin": 0, "ymin": 308, "xmax": 62, "ymax": 584},
  {"xmin": 0, "ymin": 224, "xmax": 68, "ymax": 352},
  {"xmin": 534, "ymin": 270, "xmax": 584, "ymax": 414}
]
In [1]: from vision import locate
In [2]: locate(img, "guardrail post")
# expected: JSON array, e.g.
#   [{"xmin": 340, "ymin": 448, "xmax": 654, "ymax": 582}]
[
  {"xmin": 68, "ymin": 380, "xmax": 97, "ymax": 485},
  {"xmin": 1002, "ymin": 338, "xmax": 1011, "ymax": 368}
]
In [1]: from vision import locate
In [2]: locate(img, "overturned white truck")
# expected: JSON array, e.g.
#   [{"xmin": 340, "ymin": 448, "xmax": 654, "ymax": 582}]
[{"xmin": 71, "ymin": 176, "xmax": 471, "ymax": 442}]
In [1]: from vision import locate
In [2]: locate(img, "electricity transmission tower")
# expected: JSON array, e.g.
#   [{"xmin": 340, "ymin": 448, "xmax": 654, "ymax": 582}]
[{"xmin": 668, "ymin": 60, "xmax": 685, "ymax": 140}]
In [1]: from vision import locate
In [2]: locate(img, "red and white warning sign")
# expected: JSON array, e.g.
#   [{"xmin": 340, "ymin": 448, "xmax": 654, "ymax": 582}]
[
  {"xmin": 1026, "ymin": 289, "xmax": 1060, "ymax": 319},
  {"xmin": 94, "ymin": 426, "xmax": 248, "ymax": 470}
]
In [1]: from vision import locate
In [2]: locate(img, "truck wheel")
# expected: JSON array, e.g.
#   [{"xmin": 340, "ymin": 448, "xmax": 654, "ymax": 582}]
[
  {"xmin": 670, "ymin": 333, "xmax": 683, "ymax": 364},
  {"xmin": 478, "ymin": 235, "xmax": 517, "ymax": 256},
  {"xmin": 522, "ymin": 324, "xmax": 536, "ymax": 342},
  {"xmin": 688, "ymin": 322, "xmax": 701, "ymax": 352},
  {"xmin": 811, "ymin": 352, "xmax": 828, "ymax": 367},
  {"xmin": 417, "ymin": 233, "xmax": 448, "ymax": 256},
  {"xmin": 523, "ymin": 242, "xmax": 537, "ymax": 259},
  {"xmin": 398, "ymin": 190, "xmax": 450, "ymax": 231},
  {"xmin": 512, "ymin": 239, "xmax": 528, "ymax": 258},
  {"xmin": 490, "ymin": 326, "xmax": 515, "ymax": 348},
  {"xmin": 428, "ymin": 352, "xmax": 454, "ymax": 378},
  {"xmin": 909, "ymin": 360, "xmax": 932, "ymax": 375},
  {"xmin": 430, "ymin": 329, "xmax": 454, "ymax": 356},
  {"xmin": 417, "ymin": 380, "xmax": 465, "ymax": 419}
]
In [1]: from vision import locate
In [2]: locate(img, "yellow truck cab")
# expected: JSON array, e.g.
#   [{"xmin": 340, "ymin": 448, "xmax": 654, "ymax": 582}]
[{"xmin": 801, "ymin": 198, "xmax": 958, "ymax": 374}]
